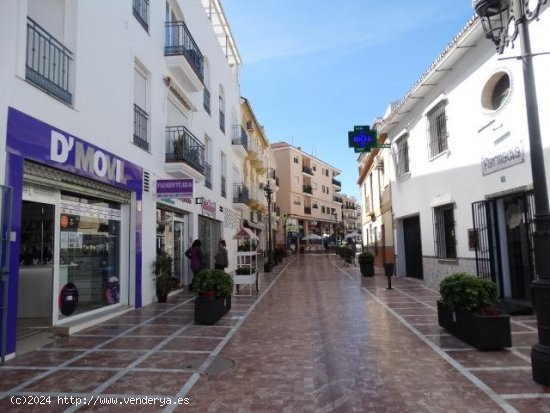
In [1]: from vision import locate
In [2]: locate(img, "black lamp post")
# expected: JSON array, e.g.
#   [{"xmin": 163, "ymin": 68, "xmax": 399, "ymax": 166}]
[
  {"xmin": 264, "ymin": 182, "xmax": 274, "ymax": 273},
  {"xmin": 474, "ymin": 0, "xmax": 550, "ymax": 385}
]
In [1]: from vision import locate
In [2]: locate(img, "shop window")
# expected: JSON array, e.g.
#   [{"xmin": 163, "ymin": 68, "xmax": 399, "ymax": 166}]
[{"xmin": 58, "ymin": 192, "xmax": 122, "ymax": 318}]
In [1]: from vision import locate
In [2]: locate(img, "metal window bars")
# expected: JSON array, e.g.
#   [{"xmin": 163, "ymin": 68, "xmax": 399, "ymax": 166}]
[{"xmin": 26, "ymin": 17, "xmax": 73, "ymax": 105}]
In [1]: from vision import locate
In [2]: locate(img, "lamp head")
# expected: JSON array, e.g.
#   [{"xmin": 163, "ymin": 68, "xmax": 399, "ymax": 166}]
[{"xmin": 473, "ymin": 0, "xmax": 511, "ymax": 52}]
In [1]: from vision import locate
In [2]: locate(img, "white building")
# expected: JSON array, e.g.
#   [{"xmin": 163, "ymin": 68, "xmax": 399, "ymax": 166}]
[
  {"xmin": 0, "ymin": 0, "xmax": 245, "ymax": 358},
  {"xmin": 375, "ymin": 6, "xmax": 549, "ymax": 313}
]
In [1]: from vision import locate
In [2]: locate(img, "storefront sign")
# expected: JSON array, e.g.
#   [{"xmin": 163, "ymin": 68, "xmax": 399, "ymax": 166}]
[
  {"xmin": 201, "ymin": 199, "xmax": 216, "ymax": 218},
  {"xmin": 481, "ymin": 141, "xmax": 525, "ymax": 176},
  {"xmin": 156, "ymin": 179, "xmax": 193, "ymax": 199},
  {"xmin": 6, "ymin": 107, "xmax": 142, "ymax": 190}
]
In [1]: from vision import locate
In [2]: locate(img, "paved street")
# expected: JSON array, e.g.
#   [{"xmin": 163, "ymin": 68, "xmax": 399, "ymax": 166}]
[{"xmin": 0, "ymin": 254, "xmax": 548, "ymax": 412}]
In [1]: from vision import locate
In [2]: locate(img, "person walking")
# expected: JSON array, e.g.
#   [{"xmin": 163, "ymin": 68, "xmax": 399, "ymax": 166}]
[
  {"xmin": 185, "ymin": 239, "xmax": 204, "ymax": 289},
  {"xmin": 214, "ymin": 239, "xmax": 229, "ymax": 270}
]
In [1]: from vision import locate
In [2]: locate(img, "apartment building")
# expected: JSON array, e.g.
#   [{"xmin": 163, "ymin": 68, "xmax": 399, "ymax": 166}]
[
  {"xmin": 341, "ymin": 194, "xmax": 361, "ymax": 235},
  {"xmin": 271, "ymin": 142, "xmax": 342, "ymax": 247},
  {"xmin": 0, "ymin": 0, "xmax": 244, "ymax": 358},
  {"xmin": 234, "ymin": 97, "xmax": 278, "ymax": 252},
  {"xmin": 357, "ymin": 115, "xmax": 395, "ymax": 266}
]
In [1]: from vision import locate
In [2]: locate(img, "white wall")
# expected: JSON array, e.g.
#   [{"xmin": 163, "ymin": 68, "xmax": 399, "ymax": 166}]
[
  {"xmin": 383, "ymin": 8, "xmax": 550, "ymax": 285},
  {"xmin": 0, "ymin": 0, "xmax": 243, "ymax": 306}
]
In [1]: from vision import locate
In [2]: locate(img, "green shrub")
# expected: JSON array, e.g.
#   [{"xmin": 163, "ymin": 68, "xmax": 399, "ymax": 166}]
[
  {"xmin": 439, "ymin": 272, "xmax": 499, "ymax": 313},
  {"xmin": 358, "ymin": 252, "xmax": 374, "ymax": 264},
  {"xmin": 192, "ymin": 269, "xmax": 234, "ymax": 298}
]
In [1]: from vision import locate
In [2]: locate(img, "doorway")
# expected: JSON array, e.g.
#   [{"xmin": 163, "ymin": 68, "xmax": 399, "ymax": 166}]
[
  {"xmin": 472, "ymin": 192, "xmax": 534, "ymax": 313},
  {"xmin": 17, "ymin": 201, "xmax": 55, "ymax": 348},
  {"xmin": 402, "ymin": 216, "xmax": 424, "ymax": 279}
]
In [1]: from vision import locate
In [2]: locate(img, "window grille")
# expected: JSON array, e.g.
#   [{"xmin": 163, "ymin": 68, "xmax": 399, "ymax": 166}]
[
  {"xmin": 426, "ymin": 100, "xmax": 448, "ymax": 158},
  {"xmin": 394, "ymin": 136, "xmax": 410, "ymax": 177},
  {"xmin": 433, "ymin": 203, "xmax": 456, "ymax": 259}
]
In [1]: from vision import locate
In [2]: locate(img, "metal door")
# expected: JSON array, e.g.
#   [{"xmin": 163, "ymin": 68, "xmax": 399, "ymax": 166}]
[{"xmin": 402, "ymin": 216, "xmax": 423, "ymax": 279}]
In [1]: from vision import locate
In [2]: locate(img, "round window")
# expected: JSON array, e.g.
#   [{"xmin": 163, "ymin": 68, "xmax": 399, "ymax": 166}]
[{"xmin": 481, "ymin": 71, "xmax": 511, "ymax": 111}]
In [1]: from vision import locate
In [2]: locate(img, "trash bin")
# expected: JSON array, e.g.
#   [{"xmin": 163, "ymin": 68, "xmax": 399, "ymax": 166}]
[{"xmin": 384, "ymin": 263, "xmax": 394, "ymax": 277}]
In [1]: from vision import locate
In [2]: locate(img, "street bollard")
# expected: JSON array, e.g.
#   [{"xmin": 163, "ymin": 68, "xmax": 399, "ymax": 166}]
[{"xmin": 384, "ymin": 262, "xmax": 394, "ymax": 290}]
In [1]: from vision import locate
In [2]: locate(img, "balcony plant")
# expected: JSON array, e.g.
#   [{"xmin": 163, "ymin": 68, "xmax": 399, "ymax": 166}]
[
  {"xmin": 153, "ymin": 252, "xmax": 179, "ymax": 303},
  {"xmin": 358, "ymin": 252, "xmax": 374, "ymax": 277},
  {"xmin": 437, "ymin": 272, "xmax": 511, "ymax": 350},
  {"xmin": 193, "ymin": 268, "xmax": 234, "ymax": 325},
  {"xmin": 172, "ymin": 135, "xmax": 185, "ymax": 156}
]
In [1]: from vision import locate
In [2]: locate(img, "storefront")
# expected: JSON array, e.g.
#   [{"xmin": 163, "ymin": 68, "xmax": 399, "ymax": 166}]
[
  {"xmin": 4, "ymin": 108, "xmax": 142, "ymax": 356},
  {"xmin": 198, "ymin": 198, "xmax": 222, "ymax": 268}
]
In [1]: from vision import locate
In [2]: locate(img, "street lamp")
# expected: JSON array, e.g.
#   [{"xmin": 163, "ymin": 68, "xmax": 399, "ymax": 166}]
[
  {"xmin": 264, "ymin": 182, "xmax": 274, "ymax": 273},
  {"xmin": 474, "ymin": 0, "xmax": 550, "ymax": 385}
]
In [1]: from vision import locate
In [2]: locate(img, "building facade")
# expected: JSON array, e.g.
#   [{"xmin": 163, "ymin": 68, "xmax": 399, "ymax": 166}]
[
  {"xmin": 357, "ymin": 117, "xmax": 394, "ymax": 266},
  {"xmin": 271, "ymin": 142, "xmax": 342, "ymax": 249},
  {"xmin": 0, "ymin": 0, "xmax": 246, "ymax": 358},
  {"xmin": 373, "ymin": 6, "xmax": 549, "ymax": 312}
]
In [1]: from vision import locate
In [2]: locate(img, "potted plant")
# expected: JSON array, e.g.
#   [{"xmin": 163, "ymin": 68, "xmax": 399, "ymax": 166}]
[
  {"xmin": 193, "ymin": 268, "xmax": 234, "ymax": 325},
  {"xmin": 172, "ymin": 135, "xmax": 185, "ymax": 157},
  {"xmin": 358, "ymin": 252, "xmax": 375, "ymax": 277},
  {"xmin": 437, "ymin": 272, "xmax": 511, "ymax": 350},
  {"xmin": 153, "ymin": 252, "xmax": 178, "ymax": 303}
]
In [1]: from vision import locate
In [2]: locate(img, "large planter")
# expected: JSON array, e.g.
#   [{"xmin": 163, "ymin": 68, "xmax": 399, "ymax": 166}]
[
  {"xmin": 194, "ymin": 296, "xmax": 232, "ymax": 325},
  {"xmin": 437, "ymin": 300, "xmax": 511, "ymax": 350},
  {"xmin": 359, "ymin": 262, "xmax": 374, "ymax": 277}
]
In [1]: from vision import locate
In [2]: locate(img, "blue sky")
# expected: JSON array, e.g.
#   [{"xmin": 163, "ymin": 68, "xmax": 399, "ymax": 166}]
[{"xmin": 222, "ymin": 1, "xmax": 475, "ymax": 200}]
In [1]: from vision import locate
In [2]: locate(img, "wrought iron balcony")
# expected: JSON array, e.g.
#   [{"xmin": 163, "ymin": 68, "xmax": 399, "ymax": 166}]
[
  {"xmin": 133, "ymin": 104, "xmax": 149, "ymax": 151},
  {"xmin": 204, "ymin": 162, "xmax": 212, "ymax": 189},
  {"xmin": 219, "ymin": 110, "xmax": 225, "ymax": 133},
  {"xmin": 333, "ymin": 196, "xmax": 343, "ymax": 203},
  {"xmin": 233, "ymin": 184, "xmax": 249, "ymax": 204},
  {"xmin": 203, "ymin": 88, "xmax": 211, "ymax": 115},
  {"xmin": 133, "ymin": 0, "xmax": 149, "ymax": 31},
  {"xmin": 332, "ymin": 178, "xmax": 342, "ymax": 187},
  {"xmin": 165, "ymin": 126, "xmax": 205, "ymax": 174},
  {"xmin": 26, "ymin": 17, "xmax": 73, "ymax": 105},
  {"xmin": 164, "ymin": 21, "xmax": 204, "ymax": 82},
  {"xmin": 304, "ymin": 206, "xmax": 312, "ymax": 215},
  {"xmin": 302, "ymin": 166, "xmax": 314, "ymax": 175},
  {"xmin": 232, "ymin": 125, "xmax": 249, "ymax": 150},
  {"xmin": 303, "ymin": 185, "xmax": 313, "ymax": 195}
]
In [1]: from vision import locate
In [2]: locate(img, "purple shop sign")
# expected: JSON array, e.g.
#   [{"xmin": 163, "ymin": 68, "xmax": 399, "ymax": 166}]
[
  {"xmin": 6, "ymin": 107, "xmax": 142, "ymax": 190},
  {"xmin": 156, "ymin": 178, "xmax": 194, "ymax": 199}
]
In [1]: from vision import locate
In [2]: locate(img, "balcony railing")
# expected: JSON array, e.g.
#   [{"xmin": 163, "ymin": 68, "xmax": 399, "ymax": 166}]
[
  {"xmin": 133, "ymin": 0, "xmax": 149, "ymax": 31},
  {"xmin": 303, "ymin": 185, "xmax": 313, "ymax": 195},
  {"xmin": 133, "ymin": 104, "xmax": 149, "ymax": 150},
  {"xmin": 165, "ymin": 125, "xmax": 205, "ymax": 174},
  {"xmin": 304, "ymin": 207, "xmax": 312, "ymax": 215},
  {"xmin": 232, "ymin": 125, "xmax": 249, "ymax": 150},
  {"xmin": 332, "ymin": 178, "xmax": 342, "ymax": 187},
  {"xmin": 219, "ymin": 110, "xmax": 225, "ymax": 133},
  {"xmin": 302, "ymin": 166, "xmax": 313, "ymax": 175},
  {"xmin": 233, "ymin": 184, "xmax": 249, "ymax": 204},
  {"xmin": 204, "ymin": 162, "xmax": 212, "ymax": 189},
  {"xmin": 164, "ymin": 21, "xmax": 204, "ymax": 82},
  {"xmin": 333, "ymin": 196, "xmax": 343, "ymax": 203},
  {"xmin": 203, "ymin": 88, "xmax": 211, "ymax": 115},
  {"xmin": 26, "ymin": 17, "xmax": 73, "ymax": 105}
]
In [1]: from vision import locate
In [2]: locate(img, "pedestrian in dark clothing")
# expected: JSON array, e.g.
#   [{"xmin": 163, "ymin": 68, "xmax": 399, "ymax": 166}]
[
  {"xmin": 214, "ymin": 239, "xmax": 229, "ymax": 270},
  {"xmin": 185, "ymin": 239, "xmax": 204, "ymax": 289}
]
